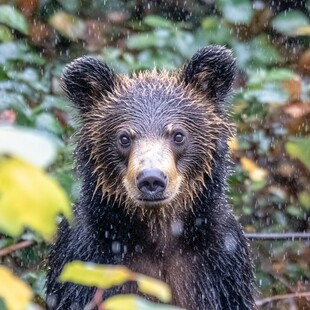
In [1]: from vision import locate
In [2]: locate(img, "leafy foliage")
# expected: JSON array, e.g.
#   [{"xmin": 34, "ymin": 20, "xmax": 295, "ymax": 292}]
[
  {"xmin": 104, "ymin": 295, "xmax": 183, "ymax": 310},
  {"xmin": 0, "ymin": 266, "xmax": 32, "ymax": 310},
  {"xmin": 60, "ymin": 261, "xmax": 180, "ymax": 309},
  {"xmin": 0, "ymin": 156, "xmax": 71, "ymax": 238},
  {"xmin": 285, "ymin": 138, "xmax": 310, "ymax": 170},
  {"xmin": 0, "ymin": 0, "xmax": 309, "ymax": 309},
  {"xmin": 272, "ymin": 10, "xmax": 310, "ymax": 36},
  {"xmin": 0, "ymin": 5, "xmax": 28, "ymax": 35},
  {"xmin": 216, "ymin": 0, "xmax": 253, "ymax": 24}
]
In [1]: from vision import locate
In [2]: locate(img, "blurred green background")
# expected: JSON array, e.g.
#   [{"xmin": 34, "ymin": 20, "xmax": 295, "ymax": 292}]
[{"xmin": 0, "ymin": 0, "xmax": 309, "ymax": 309}]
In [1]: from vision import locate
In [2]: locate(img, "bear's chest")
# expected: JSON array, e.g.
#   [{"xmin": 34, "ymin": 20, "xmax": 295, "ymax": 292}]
[{"xmin": 125, "ymin": 249, "xmax": 198, "ymax": 309}]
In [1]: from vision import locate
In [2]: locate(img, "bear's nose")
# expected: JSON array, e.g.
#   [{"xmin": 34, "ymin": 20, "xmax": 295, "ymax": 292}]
[{"xmin": 136, "ymin": 169, "xmax": 167, "ymax": 195}]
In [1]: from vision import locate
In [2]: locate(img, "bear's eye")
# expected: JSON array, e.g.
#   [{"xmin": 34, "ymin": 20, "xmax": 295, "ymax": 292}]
[
  {"xmin": 119, "ymin": 134, "xmax": 131, "ymax": 147},
  {"xmin": 173, "ymin": 132, "xmax": 185, "ymax": 145}
]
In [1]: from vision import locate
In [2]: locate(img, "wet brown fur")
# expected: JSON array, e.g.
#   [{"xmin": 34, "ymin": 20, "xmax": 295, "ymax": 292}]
[
  {"xmin": 47, "ymin": 46, "xmax": 255, "ymax": 310},
  {"xmin": 78, "ymin": 70, "xmax": 233, "ymax": 222}
]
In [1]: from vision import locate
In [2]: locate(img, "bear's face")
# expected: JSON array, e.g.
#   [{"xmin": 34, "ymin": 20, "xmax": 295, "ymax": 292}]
[
  {"xmin": 63, "ymin": 46, "xmax": 235, "ymax": 216},
  {"xmin": 101, "ymin": 74, "xmax": 218, "ymax": 209}
]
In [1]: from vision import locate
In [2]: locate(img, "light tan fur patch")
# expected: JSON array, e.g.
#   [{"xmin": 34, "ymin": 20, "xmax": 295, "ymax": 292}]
[{"xmin": 124, "ymin": 138, "xmax": 182, "ymax": 206}]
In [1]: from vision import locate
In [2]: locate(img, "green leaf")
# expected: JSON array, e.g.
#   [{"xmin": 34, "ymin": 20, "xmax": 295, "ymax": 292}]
[
  {"xmin": 0, "ymin": 5, "xmax": 28, "ymax": 35},
  {"xmin": 0, "ymin": 92, "xmax": 32, "ymax": 119},
  {"xmin": 56, "ymin": 0, "xmax": 81, "ymax": 13},
  {"xmin": 0, "ymin": 238, "xmax": 12, "ymax": 249},
  {"xmin": 36, "ymin": 95, "xmax": 70, "ymax": 112},
  {"xmin": 49, "ymin": 11, "xmax": 85, "ymax": 41},
  {"xmin": 173, "ymin": 31, "xmax": 196, "ymax": 58},
  {"xmin": 0, "ymin": 298, "xmax": 6, "ymax": 310},
  {"xmin": 21, "ymin": 271, "xmax": 46, "ymax": 298},
  {"xmin": 233, "ymin": 36, "xmax": 280, "ymax": 69},
  {"xmin": 136, "ymin": 49, "xmax": 181, "ymax": 70},
  {"xmin": 216, "ymin": 0, "xmax": 253, "ymax": 25},
  {"xmin": 198, "ymin": 17, "xmax": 232, "ymax": 46},
  {"xmin": 285, "ymin": 138, "xmax": 310, "ymax": 170},
  {"xmin": 7, "ymin": 68, "xmax": 49, "ymax": 92},
  {"xmin": 0, "ymin": 42, "xmax": 44, "ymax": 65},
  {"xmin": 298, "ymin": 192, "xmax": 310, "ymax": 210},
  {"xmin": 0, "ymin": 126, "xmax": 60, "ymax": 168},
  {"xmin": 144, "ymin": 15, "xmax": 173, "ymax": 28},
  {"xmin": 272, "ymin": 11, "xmax": 309, "ymax": 36},
  {"xmin": 103, "ymin": 294, "xmax": 184, "ymax": 310},
  {"xmin": 127, "ymin": 29, "xmax": 170, "ymax": 50},
  {"xmin": 286, "ymin": 206, "xmax": 303, "ymax": 217},
  {"xmin": 127, "ymin": 33, "xmax": 158, "ymax": 49},
  {"xmin": 244, "ymin": 84, "xmax": 289, "ymax": 104},
  {"xmin": 247, "ymin": 69, "xmax": 296, "ymax": 85},
  {"xmin": 0, "ymin": 25, "xmax": 12, "ymax": 42},
  {"xmin": 0, "ymin": 42, "xmax": 27, "ymax": 64},
  {"xmin": 0, "ymin": 156, "xmax": 72, "ymax": 239},
  {"xmin": 35, "ymin": 113, "xmax": 64, "ymax": 135}
]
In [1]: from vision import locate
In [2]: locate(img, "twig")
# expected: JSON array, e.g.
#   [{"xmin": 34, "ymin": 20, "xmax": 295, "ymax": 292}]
[
  {"xmin": 0, "ymin": 240, "xmax": 35, "ymax": 257},
  {"xmin": 85, "ymin": 289, "xmax": 104, "ymax": 310},
  {"xmin": 245, "ymin": 233, "xmax": 310, "ymax": 241},
  {"xmin": 256, "ymin": 291, "xmax": 310, "ymax": 306}
]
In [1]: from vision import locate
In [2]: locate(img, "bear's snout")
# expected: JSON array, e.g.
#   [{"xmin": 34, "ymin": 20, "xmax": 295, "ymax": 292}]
[
  {"xmin": 123, "ymin": 138, "xmax": 182, "ymax": 206},
  {"xmin": 136, "ymin": 168, "xmax": 167, "ymax": 197}
]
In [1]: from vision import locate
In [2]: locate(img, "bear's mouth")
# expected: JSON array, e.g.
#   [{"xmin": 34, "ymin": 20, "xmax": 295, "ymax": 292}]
[{"xmin": 137, "ymin": 196, "xmax": 169, "ymax": 205}]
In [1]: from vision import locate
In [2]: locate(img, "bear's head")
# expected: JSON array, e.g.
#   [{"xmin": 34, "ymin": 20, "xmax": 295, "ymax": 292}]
[{"xmin": 63, "ymin": 45, "xmax": 236, "ymax": 218}]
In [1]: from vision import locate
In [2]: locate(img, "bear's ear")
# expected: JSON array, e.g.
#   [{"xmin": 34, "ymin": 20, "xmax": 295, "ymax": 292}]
[
  {"xmin": 182, "ymin": 45, "xmax": 236, "ymax": 102},
  {"xmin": 62, "ymin": 56, "xmax": 117, "ymax": 114}
]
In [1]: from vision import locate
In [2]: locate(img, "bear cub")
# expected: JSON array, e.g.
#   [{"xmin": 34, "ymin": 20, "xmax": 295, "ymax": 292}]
[{"xmin": 46, "ymin": 45, "xmax": 255, "ymax": 310}]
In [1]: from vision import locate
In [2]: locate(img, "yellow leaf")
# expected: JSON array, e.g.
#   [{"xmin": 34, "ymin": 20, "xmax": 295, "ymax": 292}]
[
  {"xmin": 103, "ymin": 295, "xmax": 143, "ymax": 310},
  {"xmin": 282, "ymin": 76, "xmax": 302, "ymax": 100},
  {"xmin": 0, "ymin": 156, "xmax": 71, "ymax": 239},
  {"xmin": 60, "ymin": 262, "xmax": 172, "ymax": 303},
  {"xmin": 294, "ymin": 25, "xmax": 310, "ymax": 35},
  {"xmin": 228, "ymin": 137, "xmax": 238, "ymax": 151},
  {"xmin": 59, "ymin": 261, "xmax": 133, "ymax": 289},
  {"xmin": 136, "ymin": 274, "xmax": 171, "ymax": 303},
  {"xmin": 103, "ymin": 294, "xmax": 183, "ymax": 310},
  {"xmin": 0, "ymin": 266, "xmax": 32, "ymax": 310},
  {"xmin": 240, "ymin": 157, "xmax": 268, "ymax": 182}
]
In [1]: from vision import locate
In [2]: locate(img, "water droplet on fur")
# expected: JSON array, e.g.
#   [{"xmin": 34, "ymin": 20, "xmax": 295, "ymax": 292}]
[
  {"xmin": 224, "ymin": 234, "xmax": 237, "ymax": 253},
  {"xmin": 135, "ymin": 244, "xmax": 143, "ymax": 253},
  {"xmin": 171, "ymin": 220, "xmax": 184, "ymax": 236},
  {"xmin": 112, "ymin": 241, "xmax": 121, "ymax": 253},
  {"xmin": 46, "ymin": 294, "xmax": 58, "ymax": 308},
  {"xmin": 195, "ymin": 218, "xmax": 203, "ymax": 226}
]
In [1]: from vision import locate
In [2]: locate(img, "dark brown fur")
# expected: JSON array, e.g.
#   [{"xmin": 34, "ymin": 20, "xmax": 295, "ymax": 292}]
[
  {"xmin": 46, "ymin": 46, "xmax": 255, "ymax": 310},
  {"xmin": 80, "ymin": 70, "xmax": 233, "ymax": 220}
]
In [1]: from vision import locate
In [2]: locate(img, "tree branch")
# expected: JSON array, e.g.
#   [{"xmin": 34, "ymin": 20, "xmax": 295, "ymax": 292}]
[
  {"xmin": 85, "ymin": 288, "xmax": 104, "ymax": 310},
  {"xmin": 0, "ymin": 240, "xmax": 35, "ymax": 257},
  {"xmin": 256, "ymin": 291, "xmax": 310, "ymax": 306},
  {"xmin": 245, "ymin": 232, "xmax": 310, "ymax": 241}
]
